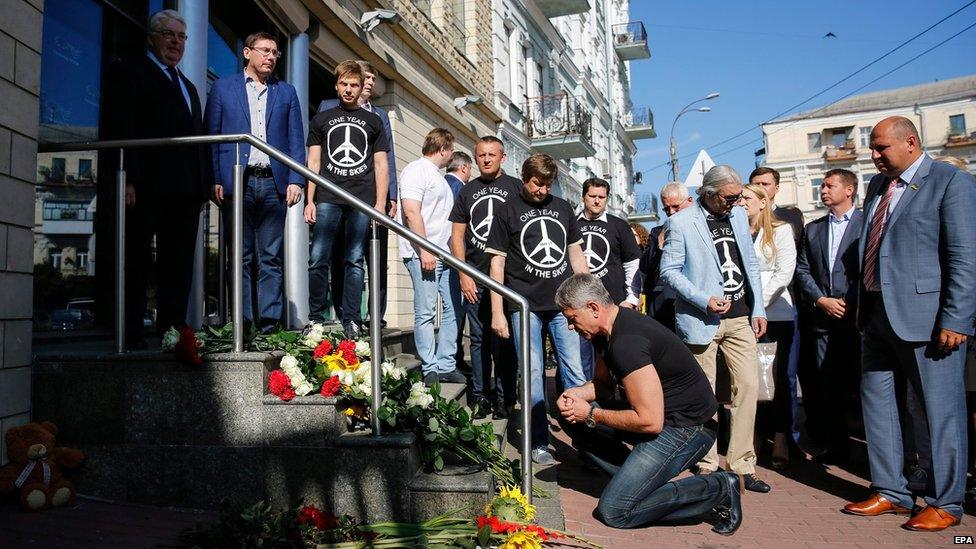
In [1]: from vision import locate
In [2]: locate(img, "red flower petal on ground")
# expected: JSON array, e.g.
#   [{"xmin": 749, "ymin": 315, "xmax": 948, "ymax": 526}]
[
  {"xmin": 313, "ymin": 340, "xmax": 333, "ymax": 359},
  {"xmin": 320, "ymin": 376, "xmax": 341, "ymax": 397},
  {"xmin": 268, "ymin": 370, "xmax": 292, "ymax": 398}
]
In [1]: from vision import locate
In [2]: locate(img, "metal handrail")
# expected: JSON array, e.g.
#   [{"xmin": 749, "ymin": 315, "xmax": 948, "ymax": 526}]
[{"xmin": 38, "ymin": 133, "xmax": 535, "ymax": 500}]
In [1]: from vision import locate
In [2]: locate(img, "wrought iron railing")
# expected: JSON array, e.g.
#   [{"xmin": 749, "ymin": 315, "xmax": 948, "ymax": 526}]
[
  {"xmin": 612, "ymin": 21, "xmax": 647, "ymax": 47},
  {"xmin": 523, "ymin": 92, "xmax": 593, "ymax": 143}
]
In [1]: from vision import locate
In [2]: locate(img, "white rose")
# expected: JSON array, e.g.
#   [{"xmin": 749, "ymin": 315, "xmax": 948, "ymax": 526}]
[
  {"xmin": 295, "ymin": 381, "xmax": 314, "ymax": 396},
  {"xmin": 354, "ymin": 363, "xmax": 371, "ymax": 384},
  {"xmin": 355, "ymin": 380, "xmax": 372, "ymax": 395},
  {"xmin": 161, "ymin": 327, "xmax": 180, "ymax": 351},
  {"xmin": 406, "ymin": 391, "xmax": 434, "ymax": 409},
  {"xmin": 381, "ymin": 361, "xmax": 406, "ymax": 381},
  {"xmin": 302, "ymin": 323, "xmax": 326, "ymax": 346},
  {"xmin": 355, "ymin": 341, "xmax": 371, "ymax": 357},
  {"xmin": 337, "ymin": 369, "xmax": 356, "ymax": 386},
  {"xmin": 280, "ymin": 354, "xmax": 299, "ymax": 371}
]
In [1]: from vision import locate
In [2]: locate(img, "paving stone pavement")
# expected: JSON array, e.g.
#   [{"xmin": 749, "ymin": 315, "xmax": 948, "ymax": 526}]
[{"xmin": 547, "ymin": 420, "xmax": 976, "ymax": 548}]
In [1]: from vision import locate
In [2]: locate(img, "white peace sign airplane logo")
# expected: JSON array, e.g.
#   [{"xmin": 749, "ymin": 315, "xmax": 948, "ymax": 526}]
[
  {"xmin": 327, "ymin": 123, "xmax": 368, "ymax": 168},
  {"xmin": 470, "ymin": 194, "xmax": 505, "ymax": 242},
  {"xmin": 582, "ymin": 230, "xmax": 610, "ymax": 272},
  {"xmin": 520, "ymin": 216, "xmax": 566, "ymax": 269},
  {"xmin": 716, "ymin": 236, "xmax": 744, "ymax": 293}
]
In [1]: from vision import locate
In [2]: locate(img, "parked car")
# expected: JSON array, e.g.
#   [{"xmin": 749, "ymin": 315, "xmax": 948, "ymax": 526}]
[{"xmin": 49, "ymin": 308, "xmax": 95, "ymax": 331}]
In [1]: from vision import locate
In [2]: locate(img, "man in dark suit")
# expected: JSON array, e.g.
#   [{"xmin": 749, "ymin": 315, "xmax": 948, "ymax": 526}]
[
  {"xmin": 317, "ymin": 61, "xmax": 397, "ymax": 329},
  {"xmin": 205, "ymin": 31, "xmax": 306, "ymax": 332},
  {"xmin": 639, "ymin": 181, "xmax": 692, "ymax": 331},
  {"xmin": 749, "ymin": 167, "xmax": 803, "ymax": 248},
  {"xmin": 445, "ymin": 151, "xmax": 473, "ymax": 385},
  {"xmin": 102, "ymin": 9, "xmax": 210, "ymax": 348},
  {"xmin": 794, "ymin": 168, "xmax": 863, "ymax": 462},
  {"xmin": 841, "ymin": 117, "xmax": 976, "ymax": 532}
]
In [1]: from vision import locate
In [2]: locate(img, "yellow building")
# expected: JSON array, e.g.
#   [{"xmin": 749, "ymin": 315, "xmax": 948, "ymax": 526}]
[{"xmin": 761, "ymin": 75, "xmax": 976, "ymax": 222}]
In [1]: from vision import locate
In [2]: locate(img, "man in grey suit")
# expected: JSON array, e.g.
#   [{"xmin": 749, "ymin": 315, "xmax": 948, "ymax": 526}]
[
  {"xmin": 842, "ymin": 117, "xmax": 976, "ymax": 532},
  {"xmin": 795, "ymin": 168, "xmax": 863, "ymax": 462}
]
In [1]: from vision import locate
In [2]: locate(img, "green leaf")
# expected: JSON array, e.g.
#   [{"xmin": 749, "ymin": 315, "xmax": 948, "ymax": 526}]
[
  {"xmin": 281, "ymin": 331, "xmax": 298, "ymax": 343},
  {"xmin": 477, "ymin": 524, "xmax": 492, "ymax": 548},
  {"xmin": 428, "ymin": 417, "xmax": 440, "ymax": 432},
  {"xmin": 433, "ymin": 455, "xmax": 444, "ymax": 470},
  {"xmin": 459, "ymin": 428, "xmax": 475, "ymax": 442}
]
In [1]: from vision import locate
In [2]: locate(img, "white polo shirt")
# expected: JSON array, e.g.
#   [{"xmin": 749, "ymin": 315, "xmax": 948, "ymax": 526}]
[{"xmin": 397, "ymin": 156, "xmax": 455, "ymax": 258}]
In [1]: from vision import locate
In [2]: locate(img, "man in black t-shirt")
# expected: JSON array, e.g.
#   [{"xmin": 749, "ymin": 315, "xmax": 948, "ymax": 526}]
[
  {"xmin": 485, "ymin": 153, "xmax": 590, "ymax": 465},
  {"xmin": 448, "ymin": 136, "xmax": 522, "ymax": 419},
  {"xmin": 554, "ymin": 274, "xmax": 742, "ymax": 535},
  {"xmin": 304, "ymin": 60, "xmax": 389, "ymax": 339},
  {"xmin": 576, "ymin": 177, "xmax": 642, "ymax": 379}
]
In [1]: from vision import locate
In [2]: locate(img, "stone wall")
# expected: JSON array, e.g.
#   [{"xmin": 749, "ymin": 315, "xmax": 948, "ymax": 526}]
[{"xmin": 0, "ymin": 0, "xmax": 41, "ymax": 466}]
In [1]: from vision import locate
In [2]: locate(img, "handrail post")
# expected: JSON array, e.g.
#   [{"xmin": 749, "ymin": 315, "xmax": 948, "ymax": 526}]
[
  {"xmin": 232, "ymin": 146, "xmax": 244, "ymax": 352},
  {"xmin": 518, "ymin": 300, "xmax": 532, "ymax": 500},
  {"xmin": 369, "ymin": 221, "xmax": 383, "ymax": 436},
  {"xmin": 217, "ymin": 207, "xmax": 226, "ymax": 324},
  {"xmin": 116, "ymin": 149, "xmax": 126, "ymax": 354}
]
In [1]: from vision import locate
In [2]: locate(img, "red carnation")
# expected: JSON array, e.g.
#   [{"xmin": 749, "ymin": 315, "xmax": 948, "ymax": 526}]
[
  {"xmin": 174, "ymin": 327, "xmax": 202, "ymax": 366},
  {"xmin": 341, "ymin": 348, "xmax": 359, "ymax": 365},
  {"xmin": 320, "ymin": 376, "xmax": 341, "ymax": 397},
  {"xmin": 269, "ymin": 370, "xmax": 294, "ymax": 401},
  {"xmin": 337, "ymin": 339, "xmax": 356, "ymax": 352},
  {"xmin": 313, "ymin": 340, "xmax": 333, "ymax": 359}
]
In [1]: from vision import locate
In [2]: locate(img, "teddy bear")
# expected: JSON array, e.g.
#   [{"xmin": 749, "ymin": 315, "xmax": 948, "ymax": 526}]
[{"xmin": 0, "ymin": 421, "xmax": 85, "ymax": 511}]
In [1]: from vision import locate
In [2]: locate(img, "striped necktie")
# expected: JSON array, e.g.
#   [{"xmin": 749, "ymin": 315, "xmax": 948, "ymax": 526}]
[{"xmin": 862, "ymin": 177, "xmax": 900, "ymax": 291}]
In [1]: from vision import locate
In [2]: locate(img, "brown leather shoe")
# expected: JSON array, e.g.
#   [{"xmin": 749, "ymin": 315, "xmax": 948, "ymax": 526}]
[
  {"xmin": 902, "ymin": 506, "xmax": 961, "ymax": 531},
  {"xmin": 841, "ymin": 493, "xmax": 912, "ymax": 516}
]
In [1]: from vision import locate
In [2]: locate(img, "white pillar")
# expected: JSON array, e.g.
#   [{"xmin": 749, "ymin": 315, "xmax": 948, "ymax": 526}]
[
  {"xmin": 179, "ymin": 0, "xmax": 210, "ymax": 328},
  {"xmin": 284, "ymin": 32, "xmax": 310, "ymax": 328}
]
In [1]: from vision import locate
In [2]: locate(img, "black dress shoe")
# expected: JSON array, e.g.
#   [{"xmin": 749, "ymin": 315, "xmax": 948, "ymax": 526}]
[
  {"xmin": 471, "ymin": 398, "xmax": 492, "ymax": 420},
  {"xmin": 423, "ymin": 372, "xmax": 438, "ymax": 387},
  {"xmin": 712, "ymin": 472, "xmax": 743, "ymax": 536},
  {"xmin": 492, "ymin": 404, "xmax": 511, "ymax": 420},
  {"xmin": 342, "ymin": 321, "xmax": 361, "ymax": 340},
  {"xmin": 742, "ymin": 473, "xmax": 771, "ymax": 493},
  {"xmin": 438, "ymin": 370, "xmax": 467, "ymax": 384}
]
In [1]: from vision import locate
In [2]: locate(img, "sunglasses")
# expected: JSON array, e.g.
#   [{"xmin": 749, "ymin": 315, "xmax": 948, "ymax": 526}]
[{"xmin": 721, "ymin": 193, "xmax": 742, "ymax": 205}]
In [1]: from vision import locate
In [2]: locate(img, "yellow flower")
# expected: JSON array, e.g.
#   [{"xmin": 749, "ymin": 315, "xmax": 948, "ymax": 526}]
[
  {"xmin": 342, "ymin": 403, "xmax": 367, "ymax": 419},
  {"xmin": 499, "ymin": 485, "xmax": 536, "ymax": 521},
  {"xmin": 499, "ymin": 531, "xmax": 542, "ymax": 549},
  {"xmin": 323, "ymin": 354, "xmax": 351, "ymax": 373}
]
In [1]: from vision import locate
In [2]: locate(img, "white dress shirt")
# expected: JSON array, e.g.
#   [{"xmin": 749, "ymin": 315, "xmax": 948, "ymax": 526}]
[
  {"xmin": 827, "ymin": 204, "xmax": 856, "ymax": 274},
  {"xmin": 867, "ymin": 153, "xmax": 926, "ymax": 220},
  {"xmin": 146, "ymin": 51, "xmax": 191, "ymax": 112},
  {"xmin": 244, "ymin": 74, "xmax": 271, "ymax": 167}
]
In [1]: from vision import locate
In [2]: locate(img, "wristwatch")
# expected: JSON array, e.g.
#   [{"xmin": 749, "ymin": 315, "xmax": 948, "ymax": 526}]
[{"xmin": 585, "ymin": 405, "xmax": 597, "ymax": 428}]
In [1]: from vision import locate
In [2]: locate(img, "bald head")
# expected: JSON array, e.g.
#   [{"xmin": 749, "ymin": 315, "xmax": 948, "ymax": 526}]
[{"xmin": 869, "ymin": 116, "xmax": 922, "ymax": 178}]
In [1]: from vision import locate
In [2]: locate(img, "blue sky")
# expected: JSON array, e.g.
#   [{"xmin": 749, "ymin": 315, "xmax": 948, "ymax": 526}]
[{"xmin": 627, "ymin": 0, "xmax": 976, "ymax": 218}]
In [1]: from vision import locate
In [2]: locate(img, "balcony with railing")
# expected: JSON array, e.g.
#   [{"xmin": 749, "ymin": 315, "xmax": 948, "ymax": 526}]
[
  {"xmin": 524, "ymin": 93, "xmax": 595, "ymax": 159},
  {"xmin": 536, "ymin": 0, "xmax": 590, "ymax": 18},
  {"xmin": 946, "ymin": 128, "xmax": 976, "ymax": 148},
  {"xmin": 622, "ymin": 106, "xmax": 656, "ymax": 140},
  {"xmin": 823, "ymin": 139, "xmax": 858, "ymax": 162},
  {"xmin": 612, "ymin": 21, "xmax": 650, "ymax": 60}
]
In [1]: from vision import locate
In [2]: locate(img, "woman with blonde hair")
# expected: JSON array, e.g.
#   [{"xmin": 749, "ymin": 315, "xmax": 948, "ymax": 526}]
[{"xmin": 741, "ymin": 183, "xmax": 797, "ymax": 469}]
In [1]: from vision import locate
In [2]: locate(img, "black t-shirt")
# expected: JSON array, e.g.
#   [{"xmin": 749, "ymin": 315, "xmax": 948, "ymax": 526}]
[
  {"xmin": 706, "ymin": 216, "xmax": 751, "ymax": 318},
  {"xmin": 595, "ymin": 308, "xmax": 718, "ymax": 427},
  {"xmin": 306, "ymin": 105, "xmax": 389, "ymax": 205},
  {"xmin": 485, "ymin": 192, "xmax": 582, "ymax": 312},
  {"xmin": 577, "ymin": 213, "xmax": 642, "ymax": 303},
  {"xmin": 448, "ymin": 173, "xmax": 523, "ymax": 274}
]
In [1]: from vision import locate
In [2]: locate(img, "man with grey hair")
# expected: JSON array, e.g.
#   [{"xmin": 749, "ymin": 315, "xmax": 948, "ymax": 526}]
[
  {"xmin": 554, "ymin": 274, "xmax": 742, "ymax": 534},
  {"xmin": 640, "ymin": 181, "xmax": 693, "ymax": 328},
  {"xmin": 102, "ymin": 9, "xmax": 209, "ymax": 348},
  {"xmin": 660, "ymin": 165, "xmax": 770, "ymax": 493},
  {"xmin": 444, "ymin": 150, "xmax": 473, "ymax": 387}
]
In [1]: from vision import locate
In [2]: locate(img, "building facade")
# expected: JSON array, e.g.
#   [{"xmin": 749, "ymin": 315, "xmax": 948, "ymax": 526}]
[
  {"xmin": 761, "ymin": 75, "xmax": 976, "ymax": 222},
  {"xmin": 489, "ymin": 0, "xmax": 654, "ymax": 215}
]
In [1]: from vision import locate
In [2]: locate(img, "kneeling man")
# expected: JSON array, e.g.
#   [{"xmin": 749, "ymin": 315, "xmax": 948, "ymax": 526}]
[{"xmin": 555, "ymin": 273, "xmax": 742, "ymax": 534}]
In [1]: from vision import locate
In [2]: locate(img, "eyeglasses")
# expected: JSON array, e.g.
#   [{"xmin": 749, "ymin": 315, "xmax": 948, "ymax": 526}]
[
  {"xmin": 154, "ymin": 29, "xmax": 188, "ymax": 42},
  {"xmin": 721, "ymin": 193, "xmax": 743, "ymax": 205},
  {"xmin": 248, "ymin": 46, "xmax": 283, "ymax": 59}
]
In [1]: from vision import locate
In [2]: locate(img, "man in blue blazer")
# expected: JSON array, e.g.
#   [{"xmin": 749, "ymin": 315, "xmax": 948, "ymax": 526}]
[
  {"xmin": 318, "ymin": 60, "xmax": 398, "ymax": 328},
  {"xmin": 659, "ymin": 165, "xmax": 770, "ymax": 493},
  {"xmin": 794, "ymin": 168, "xmax": 863, "ymax": 463},
  {"xmin": 204, "ymin": 31, "xmax": 306, "ymax": 331},
  {"xmin": 842, "ymin": 117, "xmax": 976, "ymax": 531}
]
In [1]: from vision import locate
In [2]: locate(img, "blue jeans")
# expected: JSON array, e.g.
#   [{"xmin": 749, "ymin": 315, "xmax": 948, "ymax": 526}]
[
  {"xmin": 465, "ymin": 286, "xmax": 517, "ymax": 403},
  {"xmin": 308, "ymin": 203, "xmax": 369, "ymax": 323},
  {"xmin": 222, "ymin": 175, "xmax": 285, "ymax": 327},
  {"xmin": 570, "ymin": 417, "xmax": 726, "ymax": 528},
  {"xmin": 510, "ymin": 310, "xmax": 585, "ymax": 448},
  {"xmin": 404, "ymin": 258, "xmax": 458, "ymax": 375},
  {"xmin": 579, "ymin": 335, "xmax": 595, "ymax": 381}
]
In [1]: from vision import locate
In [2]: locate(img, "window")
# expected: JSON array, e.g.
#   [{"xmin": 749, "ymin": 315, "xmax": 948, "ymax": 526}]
[
  {"xmin": 810, "ymin": 178, "xmax": 824, "ymax": 206},
  {"xmin": 533, "ymin": 61, "xmax": 544, "ymax": 97},
  {"xmin": 807, "ymin": 132, "xmax": 822, "ymax": 152},
  {"xmin": 950, "ymin": 114, "xmax": 966, "ymax": 136},
  {"xmin": 43, "ymin": 200, "xmax": 90, "ymax": 221},
  {"xmin": 506, "ymin": 26, "xmax": 517, "ymax": 99},
  {"xmin": 50, "ymin": 157, "xmax": 66, "ymax": 183},
  {"xmin": 77, "ymin": 158, "xmax": 93, "ymax": 180},
  {"xmin": 76, "ymin": 252, "xmax": 88, "ymax": 270},
  {"xmin": 859, "ymin": 127, "xmax": 872, "ymax": 148},
  {"xmin": 51, "ymin": 252, "xmax": 62, "ymax": 269},
  {"xmin": 830, "ymin": 128, "xmax": 849, "ymax": 148},
  {"xmin": 412, "ymin": 0, "xmax": 432, "ymax": 19},
  {"xmin": 451, "ymin": 0, "xmax": 466, "ymax": 53}
]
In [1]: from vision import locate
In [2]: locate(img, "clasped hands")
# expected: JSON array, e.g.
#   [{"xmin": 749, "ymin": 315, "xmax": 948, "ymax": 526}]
[{"xmin": 557, "ymin": 389, "xmax": 592, "ymax": 424}]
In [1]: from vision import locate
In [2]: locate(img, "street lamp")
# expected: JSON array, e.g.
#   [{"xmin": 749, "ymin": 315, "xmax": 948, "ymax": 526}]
[{"xmin": 670, "ymin": 92, "xmax": 719, "ymax": 181}]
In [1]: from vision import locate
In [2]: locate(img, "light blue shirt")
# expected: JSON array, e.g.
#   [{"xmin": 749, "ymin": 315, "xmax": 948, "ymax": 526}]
[
  {"xmin": 827, "ymin": 204, "xmax": 856, "ymax": 275},
  {"xmin": 244, "ymin": 74, "xmax": 270, "ymax": 167},
  {"xmin": 146, "ymin": 51, "xmax": 191, "ymax": 112},
  {"xmin": 868, "ymin": 153, "xmax": 926, "ymax": 220}
]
